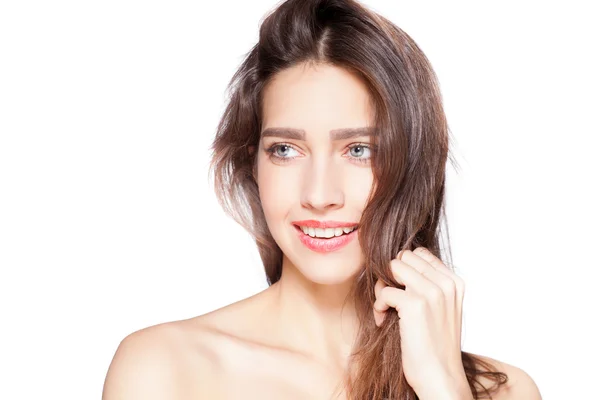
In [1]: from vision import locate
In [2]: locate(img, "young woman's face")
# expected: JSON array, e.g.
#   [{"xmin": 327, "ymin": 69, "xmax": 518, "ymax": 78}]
[{"xmin": 256, "ymin": 62, "xmax": 375, "ymax": 285}]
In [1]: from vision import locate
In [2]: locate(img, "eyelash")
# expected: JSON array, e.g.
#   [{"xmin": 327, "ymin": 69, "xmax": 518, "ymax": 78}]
[{"xmin": 265, "ymin": 142, "xmax": 373, "ymax": 165}]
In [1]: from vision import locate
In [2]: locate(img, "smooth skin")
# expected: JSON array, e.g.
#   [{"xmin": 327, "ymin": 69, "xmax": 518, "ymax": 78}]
[
  {"xmin": 374, "ymin": 247, "xmax": 470, "ymax": 399},
  {"xmin": 102, "ymin": 62, "xmax": 542, "ymax": 399}
]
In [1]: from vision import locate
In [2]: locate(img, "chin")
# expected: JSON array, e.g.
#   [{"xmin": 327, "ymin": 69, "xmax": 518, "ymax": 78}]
[
  {"xmin": 274, "ymin": 227, "xmax": 365, "ymax": 285},
  {"xmin": 285, "ymin": 252, "xmax": 364, "ymax": 286},
  {"xmin": 301, "ymin": 269, "xmax": 360, "ymax": 286}
]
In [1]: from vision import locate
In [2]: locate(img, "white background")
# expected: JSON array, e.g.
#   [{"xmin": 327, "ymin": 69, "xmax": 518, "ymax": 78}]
[{"xmin": 1, "ymin": 1, "xmax": 598, "ymax": 399}]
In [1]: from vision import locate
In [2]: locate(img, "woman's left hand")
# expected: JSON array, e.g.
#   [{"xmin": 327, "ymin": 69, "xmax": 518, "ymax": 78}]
[{"xmin": 373, "ymin": 247, "xmax": 473, "ymax": 400}]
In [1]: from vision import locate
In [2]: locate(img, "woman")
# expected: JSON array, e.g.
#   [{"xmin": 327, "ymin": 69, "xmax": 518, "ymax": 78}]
[{"xmin": 102, "ymin": 0, "xmax": 542, "ymax": 399}]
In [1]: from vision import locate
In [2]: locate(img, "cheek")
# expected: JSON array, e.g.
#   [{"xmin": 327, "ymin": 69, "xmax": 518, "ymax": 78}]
[
  {"xmin": 257, "ymin": 166, "xmax": 295, "ymax": 219},
  {"xmin": 343, "ymin": 169, "xmax": 374, "ymax": 208}
]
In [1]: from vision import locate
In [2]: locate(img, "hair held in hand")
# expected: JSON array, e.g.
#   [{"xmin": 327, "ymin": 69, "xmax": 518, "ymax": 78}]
[{"xmin": 209, "ymin": 0, "xmax": 509, "ymax": 398}]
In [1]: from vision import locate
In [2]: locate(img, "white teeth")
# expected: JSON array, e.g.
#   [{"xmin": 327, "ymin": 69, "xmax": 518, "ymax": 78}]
[{"xmin": 298, "ymin": 225, "xmax": 357, "ymax": 238}]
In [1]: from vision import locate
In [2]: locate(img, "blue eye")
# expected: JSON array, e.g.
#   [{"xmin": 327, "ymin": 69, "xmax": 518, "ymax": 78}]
[
  {"xmin": 271, "ymin": 144, "xmax": 300, "ymax": 159},
  {"xmin": 348, "ymin": 145, "xmax": 371, "ymax": 162},
  {"xmin": 265, "ymin": 142, "xmax": 373, "ymax": 165}
]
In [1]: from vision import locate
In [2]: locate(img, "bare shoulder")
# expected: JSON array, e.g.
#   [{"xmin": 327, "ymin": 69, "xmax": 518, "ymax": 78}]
[
  {"xmin": 471, "ymin": 353, "xmax": 542, "ymax": 400},
  {"xmin": 102, "ymin": 319, "xmax": 221, "ymax": 400}
]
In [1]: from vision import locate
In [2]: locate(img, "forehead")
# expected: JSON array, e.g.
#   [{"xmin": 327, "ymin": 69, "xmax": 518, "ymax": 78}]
[{"xmin": 261, "ymin": 63, "xmax": 374, "ymax": 138}]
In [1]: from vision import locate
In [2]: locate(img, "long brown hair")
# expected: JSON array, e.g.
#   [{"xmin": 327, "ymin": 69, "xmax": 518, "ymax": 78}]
[{"xmin": 208, "ymin": 0, "xmax": 508, "ymax": 398}]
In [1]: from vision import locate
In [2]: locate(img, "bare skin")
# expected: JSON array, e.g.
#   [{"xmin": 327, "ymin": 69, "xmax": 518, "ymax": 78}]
[
  {"xmin": 102, "ymin": 63, "xmax": 541, "ymax": 399},
  {"xmin": 102, "ymin": 290, "xmax": 537, "ymax": 399},
  {"xmin": 102, "ymin": 286, "xmax": 355, "ymax": 399}
]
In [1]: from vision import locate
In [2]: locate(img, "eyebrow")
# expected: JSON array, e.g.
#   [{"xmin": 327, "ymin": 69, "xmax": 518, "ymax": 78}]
[{"xmin": 260, "ymin": 126, "xmax": 375, "ymax": 141}]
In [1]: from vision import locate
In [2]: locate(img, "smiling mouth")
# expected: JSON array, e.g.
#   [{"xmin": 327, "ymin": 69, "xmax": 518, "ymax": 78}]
[
  {"xmin": 293, "ymin": 224, "xmax": 357, "ymax": 239},
  {"xmin": 293, "ymin": 223, "xmax": 358, "ymax": 253}
]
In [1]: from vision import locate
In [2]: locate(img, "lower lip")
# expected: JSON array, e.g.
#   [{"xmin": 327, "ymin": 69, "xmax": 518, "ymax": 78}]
[{"xmin": 294, "ymin": 225, "xmax": 358, "ymax": 253}]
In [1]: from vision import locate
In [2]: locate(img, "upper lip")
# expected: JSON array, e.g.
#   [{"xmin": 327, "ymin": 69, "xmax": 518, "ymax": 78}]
[{"xmin": 292, "ymin": 220, "xmax": 359, "ymax": 229}]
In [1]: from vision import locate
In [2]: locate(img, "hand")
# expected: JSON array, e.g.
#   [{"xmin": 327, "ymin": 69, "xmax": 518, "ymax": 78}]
[{"xmin": 372, "ymin": 247, "xmax": 472, "ymax": 400}]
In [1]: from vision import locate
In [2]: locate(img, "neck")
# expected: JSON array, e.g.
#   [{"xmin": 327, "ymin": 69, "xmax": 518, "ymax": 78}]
[{"xmin": 264, "ymin": 255, "xmax": 360, "ymax": 370}]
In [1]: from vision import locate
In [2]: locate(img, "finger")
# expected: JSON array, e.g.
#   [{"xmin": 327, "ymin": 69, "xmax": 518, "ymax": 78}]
[
  {"xmin": 397, "ymin": 249, "xmax": 438, "ymax": 275},
  {"xmin": 374, "ymin": 277, "xmax": 387, "ymax": 299},
  {"xmin": 400, "ymin": 249, "xmax": 458, "ymax": 300},
  {"xmin": 397, "ymin": 248, "xmax": 455, "ymax": 288},
  {"xmin": 413, "ymin": 247, "xmax": 466, "ymax": 295},
  {"xmin": 390, "ymin": 258, "xmax": 437, "ymax": 295},
  {"xmin": 413, "ymin": 248, "xmax": 466, "ymax": 325},
  {"xmin": 373, "ymin": 278, "xmax": 388, "ymax": 326},
  {"xmin": 412, "ymin": 247, "xmax": 455, "ymax": 277},
  {"xmin": 374, "ymin": 285, "xmax": 409, "ymax": 315}
]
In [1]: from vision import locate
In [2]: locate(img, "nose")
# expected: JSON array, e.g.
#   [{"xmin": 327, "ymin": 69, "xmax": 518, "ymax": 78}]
[{"xmin": 300, "ymin": 155, "xmax": 344, "ymax": 211}]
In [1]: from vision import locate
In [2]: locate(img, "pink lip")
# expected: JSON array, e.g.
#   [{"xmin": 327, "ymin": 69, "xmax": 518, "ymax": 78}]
[
  {"xmin": 291, "ymin": 220, "xmax": 358, "ymax": 229},
  {"xmin": 293, "ymin": 224, "xmax": 358, "ymax": 253}
]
